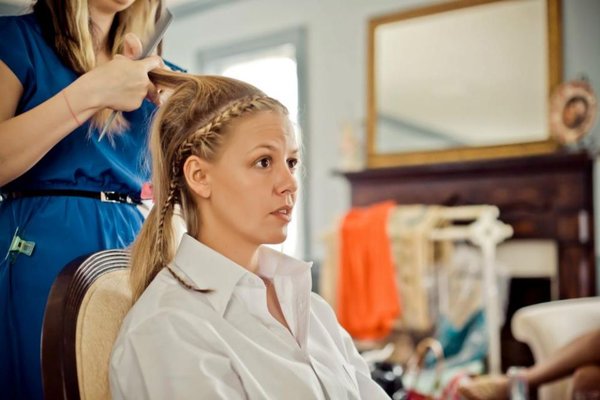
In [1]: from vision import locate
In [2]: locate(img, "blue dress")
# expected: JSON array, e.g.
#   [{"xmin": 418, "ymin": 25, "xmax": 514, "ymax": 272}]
[{"xmin": 0, "ymin": 13, "xmax": 156, "ymax": 399}]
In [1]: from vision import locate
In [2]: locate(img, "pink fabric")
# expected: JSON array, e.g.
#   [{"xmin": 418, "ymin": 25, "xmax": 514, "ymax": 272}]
[{"xmin": 140, "ymin": 182, "xmax": 153, "ymax": 200}]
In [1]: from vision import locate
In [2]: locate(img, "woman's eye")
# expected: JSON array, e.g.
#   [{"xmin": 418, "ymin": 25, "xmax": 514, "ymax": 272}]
[
  {"xmin": 256, "ymin": 157, "xmax": 271, "ymax": 168},
  {"xmin": 287, "ymin": 158, "xmax": 299, "ymax": 170}
]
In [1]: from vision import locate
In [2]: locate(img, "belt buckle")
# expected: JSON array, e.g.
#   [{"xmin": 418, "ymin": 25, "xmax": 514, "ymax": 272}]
[{"xmin": 100, "ymin": 191, "xmax": 125, "ymax": 204}]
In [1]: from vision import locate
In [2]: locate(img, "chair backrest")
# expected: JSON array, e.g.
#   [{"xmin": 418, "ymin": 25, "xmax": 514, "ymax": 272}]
[{"xmin": 41, "ymin": 250, "xmax": 132, "ymax": 400}]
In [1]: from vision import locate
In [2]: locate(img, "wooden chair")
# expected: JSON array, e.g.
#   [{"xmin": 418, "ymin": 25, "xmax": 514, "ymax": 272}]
[{"xmin": 41, "ymin": 250, "xmax": 132, "ymax": 400}]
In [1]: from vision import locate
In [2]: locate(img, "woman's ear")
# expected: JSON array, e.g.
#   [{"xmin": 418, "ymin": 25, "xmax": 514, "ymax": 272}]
[{"xmin": 183, "ymin": 155, "xmax": 211, "ymax": 198}]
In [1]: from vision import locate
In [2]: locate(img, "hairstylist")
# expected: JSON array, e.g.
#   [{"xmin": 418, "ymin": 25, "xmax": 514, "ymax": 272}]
[{"xmin": 0, "ymin": 1, "xmax": 167, "ymax": 398}]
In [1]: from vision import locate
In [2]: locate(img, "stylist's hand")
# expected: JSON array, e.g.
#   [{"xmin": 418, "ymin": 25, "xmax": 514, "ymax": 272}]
[
  {"xmin": 121, "ymin": 33, "xmax": 163, "ymax": 106},
  {"xmin": 84, "ymin": 33, "xmax": 164, "ymax": 111}
]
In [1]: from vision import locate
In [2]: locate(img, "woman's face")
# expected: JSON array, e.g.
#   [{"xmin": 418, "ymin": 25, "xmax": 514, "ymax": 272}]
[{"xmin": 198, "ymin": 110, "xmax": 299, "ymax": 249}]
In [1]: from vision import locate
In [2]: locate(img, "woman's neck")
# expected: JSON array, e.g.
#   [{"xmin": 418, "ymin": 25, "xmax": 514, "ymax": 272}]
[
  {"xmin": 88, "ymin": 6, "xmax": 116, "ymax": 57},
  {"xmin": 196, "ymin": 233, "xmax": 260, "ymax": 274}
]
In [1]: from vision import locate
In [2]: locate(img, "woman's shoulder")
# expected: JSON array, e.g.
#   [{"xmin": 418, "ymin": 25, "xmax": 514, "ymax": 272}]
[
  {"xmin": 309, "ymin": 292, "xmax": 340, "ymax": 327},
  {"xmin": 0, "ymin": 13, "xmax": 45, "ymax": 87},
  {"xmin": 0, "ymin": 13, "xmax": 45, "ymax": 63},
  {"xmin": 310, "ymin": 291, "xmax": 334, "ymax": 311},
  {"xmin": 120, "ymin": 270, "xmax": 219, "ymax": 333},
  {"xmin": 0, "ymin": 13, "xmax": 39, "ymax": 36}
]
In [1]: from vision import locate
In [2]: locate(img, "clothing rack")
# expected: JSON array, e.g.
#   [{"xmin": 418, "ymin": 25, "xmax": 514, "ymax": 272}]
[
  {"xmin": 323, "ymin": 203, "xmax": 512, "ymax": 374},
  {"xmin": 427, "ymin": 205, "xmax": 513, "ymax": 374}
]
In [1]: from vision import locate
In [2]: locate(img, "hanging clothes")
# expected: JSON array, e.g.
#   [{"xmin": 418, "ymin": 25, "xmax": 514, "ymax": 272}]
[
  {"xmin": 387, "ymin": 205, "xmax": 452, "ymax": 331},
  {"xmin": 337, "ymin": 201, "xmax": 401, "ymax": 340}
]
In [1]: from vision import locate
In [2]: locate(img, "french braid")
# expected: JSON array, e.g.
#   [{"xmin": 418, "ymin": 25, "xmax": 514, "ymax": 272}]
[
  {"xmin": 166, "ymin": 265, "xmax": 211, "ymax": 293},
  {"xmin": 155, "ymin": 181, "xmax": 179, "ymax": 264},
  {"xmin": 172, "ymin": 95, "xmax": 284, "ymax": 180}
]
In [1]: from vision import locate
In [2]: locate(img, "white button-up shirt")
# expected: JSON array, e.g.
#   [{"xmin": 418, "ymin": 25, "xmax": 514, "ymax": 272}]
[{"xmin": 110, "ymin": 234, "xmax": 389, "ymax": 399}]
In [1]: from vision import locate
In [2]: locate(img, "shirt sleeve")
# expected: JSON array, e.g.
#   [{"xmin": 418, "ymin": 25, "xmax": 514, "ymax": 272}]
[
  {"xmin": 0, "ymin": 16, "xmax": 34, "ymax": 88},
  {"xmin": 109, "ymin": 311, "xmax": 247, "ymax": 400}
]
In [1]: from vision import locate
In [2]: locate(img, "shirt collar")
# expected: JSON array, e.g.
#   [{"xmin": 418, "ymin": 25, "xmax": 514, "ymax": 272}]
[
  {"xmin": 171, "ymin": 234, "xmax": 313, "ymax": 316},
  {"xmin": 256, "ymin": 245, "xmax": 314, "ymax": 279}
]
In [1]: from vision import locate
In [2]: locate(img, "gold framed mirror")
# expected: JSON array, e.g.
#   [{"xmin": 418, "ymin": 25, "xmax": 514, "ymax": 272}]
[{"xmin": 367, "ymin": 0, "xmax": 562, "ymax": 168}]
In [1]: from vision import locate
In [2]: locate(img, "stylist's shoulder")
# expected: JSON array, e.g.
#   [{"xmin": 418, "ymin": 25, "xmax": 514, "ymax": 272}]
[
  {"xmin": 0, "ymin": 14, "xmax": 33, "ymax": 88},
  {"xmin": 0, "ymin": 13, "xmax": 22, "ymax": 35}
]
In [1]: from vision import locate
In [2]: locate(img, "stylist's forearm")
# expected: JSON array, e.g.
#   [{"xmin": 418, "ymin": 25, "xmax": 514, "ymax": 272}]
[{"xmin": 0, "ymin": 74, "xmax": 102, "ymax": 187}]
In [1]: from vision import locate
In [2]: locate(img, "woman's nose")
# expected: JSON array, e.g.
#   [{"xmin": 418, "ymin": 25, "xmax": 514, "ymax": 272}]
[{"xmin": 276, "ymin": 164, "xmax": 298, "ymax": 195}]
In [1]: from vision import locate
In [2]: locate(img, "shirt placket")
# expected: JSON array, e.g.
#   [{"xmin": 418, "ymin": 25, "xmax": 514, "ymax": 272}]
[
  {"xmin": 248, "ymin": 277, "xmax": 332, "ymax": 400},
  {"xmin": 275, "ymin": 277, "xmax": 336, "ymax": 400}
]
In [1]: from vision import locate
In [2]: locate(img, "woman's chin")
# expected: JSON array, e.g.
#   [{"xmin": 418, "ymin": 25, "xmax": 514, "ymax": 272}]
[{"xmin": 263, "ymin": 233, "xmax": 287, "ymax": 246}]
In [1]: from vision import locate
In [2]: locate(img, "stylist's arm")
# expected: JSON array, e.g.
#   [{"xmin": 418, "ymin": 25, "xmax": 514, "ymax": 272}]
[{"xmin": 0, "ymin": 33, "xmax": 162, "ymax": 186}]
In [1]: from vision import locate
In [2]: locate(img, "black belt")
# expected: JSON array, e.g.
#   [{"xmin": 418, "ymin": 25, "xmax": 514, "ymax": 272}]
[{"xmin": 0, "ymin": 189, "xmax": 142, "ymax": 204}]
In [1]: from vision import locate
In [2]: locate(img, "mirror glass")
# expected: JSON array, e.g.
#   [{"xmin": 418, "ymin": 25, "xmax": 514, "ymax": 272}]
[{"xmin": 368, "ymin": 0, "xmax": 561, "ymax": 167}]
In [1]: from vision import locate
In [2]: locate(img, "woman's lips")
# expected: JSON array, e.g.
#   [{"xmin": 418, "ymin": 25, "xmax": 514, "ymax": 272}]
[{"xmin": 271, "ymin": 206, "xmax": 292, "ymax": 222}]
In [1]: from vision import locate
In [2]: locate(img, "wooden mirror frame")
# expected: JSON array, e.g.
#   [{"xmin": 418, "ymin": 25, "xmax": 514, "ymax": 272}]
[{"xmin": 366, "ymin": 0, "xmax": 563, "ymax": 168}]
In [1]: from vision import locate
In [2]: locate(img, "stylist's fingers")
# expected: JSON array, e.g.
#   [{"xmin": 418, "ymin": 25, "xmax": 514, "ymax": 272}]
[
  {"xmin": 123, "ymin": 32, "xmax": 143, "ymax": 59},
  {"xmin": 146, "ymin": 82, "xmax": 162, "ymax": 106},
  {"xmin": 140, "ymin": 55, "xmax": 165, "ymax": 72}
]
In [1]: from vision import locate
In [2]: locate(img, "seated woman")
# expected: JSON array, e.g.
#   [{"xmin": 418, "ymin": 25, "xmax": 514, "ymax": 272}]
[
  {"xmin": 459, "ymin": 328, "xmax": 600, "ymax": 399},
  {"xmin": 109, "ymin": 70, "xmax": 389, "ymax": 399}
]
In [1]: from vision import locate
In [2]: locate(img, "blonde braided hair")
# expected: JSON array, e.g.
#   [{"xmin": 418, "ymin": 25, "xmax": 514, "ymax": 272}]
[
  {"xmin": 172, "ymin": 95, "xmax": 283, "ymax": 179},
  {"xmin": 130, "ymin": 70, "xmax": 288, "ymax": 300}
]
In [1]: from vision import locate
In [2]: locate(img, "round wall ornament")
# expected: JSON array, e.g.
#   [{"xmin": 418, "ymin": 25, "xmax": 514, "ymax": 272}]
[{"xmin": 549, "ymin": 80, "xmax": 597, "ymax": 145}]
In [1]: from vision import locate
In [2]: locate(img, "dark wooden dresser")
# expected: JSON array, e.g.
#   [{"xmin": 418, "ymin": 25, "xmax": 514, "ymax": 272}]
[{"xmin": 340, "ymin": 151, "xmax": 596, "ymax": 369}]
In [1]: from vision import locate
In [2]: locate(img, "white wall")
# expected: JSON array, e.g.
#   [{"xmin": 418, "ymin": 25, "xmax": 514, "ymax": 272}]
[
  {"xmin": 164, "ymin": 0, "xmax": 431, "ymax": 260},
  {"xmin": 163, "ymin": 0, "xmax": 600, "ymax": 269},
  {"xmin": 562, "ymin": 0, "xmax": 600, "ymax": 291}
]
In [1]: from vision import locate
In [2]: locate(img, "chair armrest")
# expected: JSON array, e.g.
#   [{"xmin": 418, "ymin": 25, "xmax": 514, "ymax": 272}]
[{"xmin": 511, "ymin": 297, "xmax": 600, "ymax": 362}]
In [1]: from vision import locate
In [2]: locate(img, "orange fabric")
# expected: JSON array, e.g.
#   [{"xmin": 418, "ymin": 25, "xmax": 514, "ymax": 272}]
[{"xmin": 337, "ymin": 201, "xmax": 401, "ymax": 340}]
